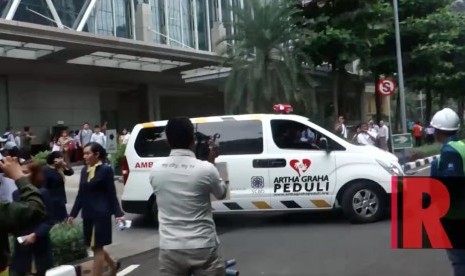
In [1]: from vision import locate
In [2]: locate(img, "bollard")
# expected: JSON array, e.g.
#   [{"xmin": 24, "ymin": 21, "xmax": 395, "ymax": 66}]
[
  {"xmin": 225, "ymin": 259, "xmax": 236, "ymax": 268},
  {"xmin": 225, "ymin": 269, "xmax": 239, "ymax": 276},
  {"xmin": 224, "ymin": 259, "xmax": 239, "ymax": 275}
]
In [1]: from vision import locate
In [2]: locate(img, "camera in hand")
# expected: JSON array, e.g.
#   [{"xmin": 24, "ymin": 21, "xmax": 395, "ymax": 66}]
[{"xmin": 195, "ymin": 132, "xmax": 220, "ymax": 161}]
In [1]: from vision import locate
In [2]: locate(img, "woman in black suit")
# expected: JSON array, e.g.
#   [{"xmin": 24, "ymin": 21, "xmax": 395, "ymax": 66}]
[
  {"xmin": 10, "ymin": 160, "xmax": 54, "ymax": 276},
  {"xmin": 68, "ymin": 142, "xmax": 124, "ymax": 276},
  {"xmin": 43, "ymin": 151, "xmax": 74, "ymax": 222}
]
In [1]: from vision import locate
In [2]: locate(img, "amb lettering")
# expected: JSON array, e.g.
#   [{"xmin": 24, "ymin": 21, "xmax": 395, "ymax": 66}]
[
  {"xmin": 273, "ymin": 175, "xmax": 329, "ymax": 193},
  {"xmin": 135, "ymin": 162, "xmax": 153, "ymax": 169}
]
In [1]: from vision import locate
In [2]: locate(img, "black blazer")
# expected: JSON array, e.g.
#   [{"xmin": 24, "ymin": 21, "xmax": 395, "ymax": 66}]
[
  {"xmin": 70, "ymin": 164, "xmax": 124, "ymax": 219},
  {"xmin": 10, "ymin": 188, "xmax": 54, "ymax": 273},
  {"xmin": 42, "ymin": 166, "xmax": 74, "ymax": 204},
  {"xmin": 43, "ymin": 166, "xmax": 73, "ymax": 222}
]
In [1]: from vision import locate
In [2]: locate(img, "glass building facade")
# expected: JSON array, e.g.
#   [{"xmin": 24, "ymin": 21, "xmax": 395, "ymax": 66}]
[{"xmin": 1, "ymin": 0, "xmax": 242, "ymax": 52}]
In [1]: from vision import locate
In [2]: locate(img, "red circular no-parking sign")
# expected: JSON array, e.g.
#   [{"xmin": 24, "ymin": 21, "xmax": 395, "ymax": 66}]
[{"xmin": 377, "ymin": 78, "xmax": 397, "ymax": 96}]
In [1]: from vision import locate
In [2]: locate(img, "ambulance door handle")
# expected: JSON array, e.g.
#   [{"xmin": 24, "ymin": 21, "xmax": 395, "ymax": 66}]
[
  {"xmin": 253, "ymin": 159, "xmax": 286, "ymax": 168},
  {"xmin": 270, "ymin": 159, "xmax": 286, "ymax": 167}
]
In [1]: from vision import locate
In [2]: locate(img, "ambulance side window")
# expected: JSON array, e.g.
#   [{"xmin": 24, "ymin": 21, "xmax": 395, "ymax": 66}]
[
  {"xmin": 270, "ymin": 119, "xmax": 342, "ymax": 151},
  {"xmin": 196, "ymin": 120, "xmax": 263, "ymax": 155},
  {"xmin": 134, "ymin": 127, "xmax": 171, "ymax": 157}
]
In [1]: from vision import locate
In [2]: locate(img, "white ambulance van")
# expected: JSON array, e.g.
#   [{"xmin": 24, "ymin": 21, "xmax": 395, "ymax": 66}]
[{"xmin": 120, "ymin": 113, "xmax": 403, "ymax": 224}]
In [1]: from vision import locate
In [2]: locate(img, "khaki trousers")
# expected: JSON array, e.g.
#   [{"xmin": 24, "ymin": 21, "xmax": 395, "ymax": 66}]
[{"xmin": 159, "ymin": 246, "xmax": 225, "ymax": 276}]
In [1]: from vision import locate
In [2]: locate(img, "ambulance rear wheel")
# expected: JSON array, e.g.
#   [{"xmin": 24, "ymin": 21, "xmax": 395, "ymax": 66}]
[
  {"xmin": 145, "ymin": 196, "xmax": 158, "ymax": 223},
  {"xmin": 341, "ymin": 182, "xmax": 387, "ymax": 224}
]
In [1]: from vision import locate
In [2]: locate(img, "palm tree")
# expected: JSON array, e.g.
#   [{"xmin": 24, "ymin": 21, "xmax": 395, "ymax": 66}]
[{"xmin": 218, "ymin": 0, "xmax": 316, "ymax": 114}]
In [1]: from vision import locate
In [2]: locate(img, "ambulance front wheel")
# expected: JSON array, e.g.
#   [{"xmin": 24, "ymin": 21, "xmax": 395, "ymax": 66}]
[{"xmin": 341, "ymin": 182, "xmax": 387, "ymax": 224}]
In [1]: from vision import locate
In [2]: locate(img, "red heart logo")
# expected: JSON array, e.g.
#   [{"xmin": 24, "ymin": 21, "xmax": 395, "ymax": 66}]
[
  {"xmin": 289, "ymin": 159, "xmax": 311, "ymax": 176},
  {"xmin": 290, "ymin": 160, "xmax": 300, "ymax": 175},
  {"xmin": 302, "ymin": 159, "xmax": 311, "ymax": 173}
]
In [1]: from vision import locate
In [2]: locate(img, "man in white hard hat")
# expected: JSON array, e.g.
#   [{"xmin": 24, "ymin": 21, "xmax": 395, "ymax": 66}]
[{"xmin": 429, "ymin": 107, "xmax": 465, "ymax": 276}]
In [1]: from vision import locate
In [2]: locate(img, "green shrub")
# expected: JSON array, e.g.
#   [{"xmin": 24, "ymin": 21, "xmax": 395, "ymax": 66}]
[
  {"xmin": 49, "ymin": 222, "xmax": 88, "ymax": 266},
  {"xmin": 32, "ymin": 150, "xmax": 51, "ymax": 166},
  {"xmin": 407, "ymin": 143, "xmax": 441, "ymax": 162},
  {"xmin": 111, "ymin": 144, "xmax": 126, "ymax": 175}
]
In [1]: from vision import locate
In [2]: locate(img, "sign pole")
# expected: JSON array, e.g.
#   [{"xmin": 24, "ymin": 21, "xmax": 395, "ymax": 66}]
[
  {"xmin": 393, "ymin": 0, "xmax": 408, "ymax": 165},
  {"xmin": 377, "ymin": 78, "xmax": 400, "ymax": 154},
  {"xmin": 388, "ymin": 95, "xmax": 394, "ymax": 153}
]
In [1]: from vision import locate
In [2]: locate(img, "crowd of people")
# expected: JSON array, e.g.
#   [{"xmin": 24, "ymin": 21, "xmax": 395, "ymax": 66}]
[
  {"xmin": 0, "ymin": 135, "xmax": 124, "ymax": 276},
  {"xmin": 1, "ymin": 127, "xmax": 35, "ymax": 160},
  {"xmin": 410, "ymin": 121, "xmax": 437, "ymax": 147},
  {"xmin": 47, "ymin": 123, "xmax": 131, "ymax": 166},
  {"xmin": 334, "ymin": 116, "xmax": 390, "ymax": 151},
  {"xmin": 2, "ymin": 122, "xmax": 132, "ymax": 168},
  {"xmin": 333, "ymin": 115, "xmax": 445, "ymax": 151}
]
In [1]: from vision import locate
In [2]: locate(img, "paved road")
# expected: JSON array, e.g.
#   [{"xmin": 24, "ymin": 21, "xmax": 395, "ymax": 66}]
[{"xmin": 113, "ymin": 166, "xmax": 452, "ymax": 276}]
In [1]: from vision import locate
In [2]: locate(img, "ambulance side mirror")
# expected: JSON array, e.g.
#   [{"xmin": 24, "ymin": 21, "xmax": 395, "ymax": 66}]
[{"xmin": 319, "ymin": 137, "xmax": 330, "ymax": 153}]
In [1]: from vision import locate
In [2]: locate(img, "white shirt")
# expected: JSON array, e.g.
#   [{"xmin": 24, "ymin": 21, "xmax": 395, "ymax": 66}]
[
  {"xmin": 357, "ymin": 132, "xmax": 376, "ymax": 145},
  {"xmin": 150, "ymin": 149, "xmax": 227, "ymax": 250},
  {"xmin": 91, "ymin": 132, "xmax": 107, "ymax": 148},
  {"xmin": 0, "ymin": 173, "xmax": 18, "ymax": 202},
  {"xmin": 121, "ymin": 133, "xmax": 131, "ymax": 145},
  {"xmin": 3, "ymin": 132, "xmax": 14, "ymax": 143},
  {"xmin": 426, "ymin": 127, "xmax": 435, "ymax": 135},
  {"xmin": 378, "ymin": 125, "xmax": 389, "ymax": 139},
  {"xmin": 341, "ymin": 124, "xmax": 348, "ymax": 139},
  {"xmin": 15, "ymin": 136, "xmax": 21, "ymax": 148},
  {"xmin": 79, "ymin": 129, "xmax": 93, "ymax": 146},
  {"xmin": 336, "ymin": 124, "xmax": 347, "ymax": 139}
]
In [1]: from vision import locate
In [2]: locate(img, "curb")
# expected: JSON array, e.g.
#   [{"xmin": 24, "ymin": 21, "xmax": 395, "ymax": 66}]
[
  {"xmin": 46, "ymin": 257, "xmax": 121, "ymax": 276},
  {"xmin": 402, "ymin": 154, "xmax": 440, "ymax": 171}
]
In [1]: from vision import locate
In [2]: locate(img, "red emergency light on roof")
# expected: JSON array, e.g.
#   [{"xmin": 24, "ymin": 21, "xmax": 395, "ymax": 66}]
[{"xmin": 273, "ymin": 104, "xmax": 293, "ymax": 114}]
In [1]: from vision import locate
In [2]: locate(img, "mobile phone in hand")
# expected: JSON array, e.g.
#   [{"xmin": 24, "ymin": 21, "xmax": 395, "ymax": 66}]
[{"xmin": 17, "ymin": 236, "xmax": 25, "ymax": 244}]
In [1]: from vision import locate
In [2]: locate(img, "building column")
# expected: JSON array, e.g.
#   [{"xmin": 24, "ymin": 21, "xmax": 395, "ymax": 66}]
[
  {"xmin": 361, "ymin": 83, "xmax": 370, "ymax": 123},
  {"xmin": 148, "ymin": 85, "xmax": 161, "ymax": 121},
  {"xmin": 135, "ymin": 2, "xmax": 153, "ymax": 43},
  {"xmin": 211, "ymin": 21, "xmax": 226, "ymax": 54},
  {"xmin": 0, "ymin": 77, "xmax": 9, "ymax": 132},
  {"xmin": 210, "ymin": 0, "xmax": 226, "ymax": 54}
]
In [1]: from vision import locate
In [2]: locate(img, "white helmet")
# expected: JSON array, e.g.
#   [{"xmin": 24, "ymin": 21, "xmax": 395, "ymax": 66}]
[{"xmin": 430, "ymin": 108, "xmax": 460, "ymax": 131}]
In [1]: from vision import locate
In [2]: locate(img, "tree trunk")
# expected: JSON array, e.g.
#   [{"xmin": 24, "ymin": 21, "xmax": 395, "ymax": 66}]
[
  {"xmin": 439, "ymin": 91, "xmax": 445, "ymax": 108},
  {"xmin": 310, "ymin": 87, "xmax": 318, "ymax": 118},
  {"xmin": 375, "ymin": 87, "xmax": 382, "ymax": 124},
  {"xmin": 332, "ymin": 67, "xmax": 340, "ymax": 120},
  {"xmin": 246, "ymin": 87, "xmax": 254, "ymax": 114},
  {"xmin": 425, "ymin": 88, "xmax": 432, "ymax": 123},
  {"xmin": 360, "ymin": 84, "xmax": 368, "ymax": 124},
  {"xmin": 459, "ymin": 95, "xmax": 465, "ymax": 126},
  {"xmin": 372, "ymin": 73, "xmax": 381, "ymax": 123}
]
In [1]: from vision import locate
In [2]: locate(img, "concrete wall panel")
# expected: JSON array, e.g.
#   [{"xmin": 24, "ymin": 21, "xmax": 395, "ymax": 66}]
[
  {"xmin": 8, "ymin": 77, "xmax": 100, "ymax": 144},
  {"xmin": 160, "ymin": 93, "xmax": 224, "ymax": 120}
]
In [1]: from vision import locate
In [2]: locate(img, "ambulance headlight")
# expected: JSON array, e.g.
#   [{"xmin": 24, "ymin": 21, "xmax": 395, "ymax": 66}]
[{"xmin": 376, "ymin": 159, "xmax": 402, "ymax": 176}]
